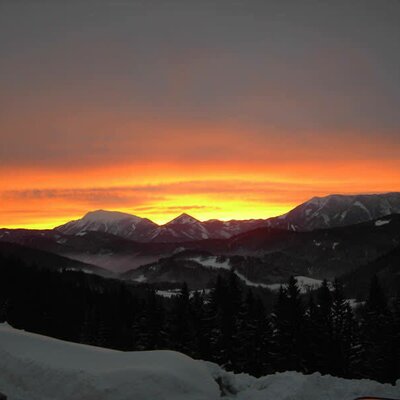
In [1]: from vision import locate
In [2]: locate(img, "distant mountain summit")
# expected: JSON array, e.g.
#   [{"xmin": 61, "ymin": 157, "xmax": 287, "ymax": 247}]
[
  {"xmin": 167, "ymin": 213, "xmax": 200, "ymax": 225},
  {"xmin": 54, "ymin": 192, "xmax": 400, "ymax": 241},
  {"xmin": 273, "ymin": 192, "xmax": 400, "ymax": 231},
  {"xmin": 148, "ymin": 213, "xmax": 210, "ymax": 242},
  {"xmin": 56, "ymin": 210, "xmax": 158, "ymax": 241}
]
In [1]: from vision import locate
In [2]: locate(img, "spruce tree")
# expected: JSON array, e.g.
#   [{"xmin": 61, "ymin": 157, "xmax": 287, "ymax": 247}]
[
  {"xmin": 313, "ymin": 280, "xmax": 335, "ymax": 374},
  {"xmin": 341, "ymin": 301, "xmax": 359, "ymax": 378},
  {"xmin": 169, "ymin": 282, "xmax": 194, "ymax": 355},
  {"xmin": 392, "ymin": 294, "xmax": 400, "ymax": 380},
  {"xmin": 237, "ymin": 290, "xmax": 272, "ymax": 376},
  {"xmin": 271, "ymin": 277, "xmax": 306, "ymax": 372},
  {"xmin": 330, "ymin": 278, "xmax": 348, "ymax": 376},
  {"xmin": 190, "ymin": 290, "xmax": 207, "ymax": 359},
  {"xmin": 203, "ymin": 275, "xmax": 226, "ymax": 364},
  {"xmin": 359, "ymin": 276, "xmax": 394, "ymax": 382},
  {"xmin": 304, "ymin": 293, "xmax": 325, "ymax": 373},
  {"xmin": 219, "ymin": 269, "xmax": 242, "ymax": 370},
  {"xmin": 134, "ymin": 289, "xmax": 167, "ymax": 350}
]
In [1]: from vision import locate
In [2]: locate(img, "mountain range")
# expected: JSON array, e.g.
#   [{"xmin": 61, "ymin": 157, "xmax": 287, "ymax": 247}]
[
  {"xmin": 55, "ymin": 210, "xmax": 269, "ymax": 242},
  {"xmin": 123, "ymin": 214, "xmax": 400, "ymax": 292},
  {"xmin": 1, "ymin": 192, "xmax": 400, "ymax": 297},
  {"xmin": 271, "ymin": 192, "xmax": 400, "ymax": 231},
  {"xmin": 55, "ymin": 192, "xmax": 400, "ymax": 242}
]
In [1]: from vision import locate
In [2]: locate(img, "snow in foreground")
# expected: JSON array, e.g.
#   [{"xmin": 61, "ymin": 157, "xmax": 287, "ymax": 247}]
[
  {"xmin": 1, "ymin": 324, "xmax": 399, "ymax": 400},
  {"xmin": 0, "ymin": 323, "xmax": 217, "ymax": 400},
  {"xmin": 206, "ymin": 361, "xmax": 400, "ymax": 400}
]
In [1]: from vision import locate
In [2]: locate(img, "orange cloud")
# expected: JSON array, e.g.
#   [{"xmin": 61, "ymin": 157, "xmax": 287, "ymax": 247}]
[{"xmin": 1, "ymin": 158, "xmax": 400, "ymax": 228}]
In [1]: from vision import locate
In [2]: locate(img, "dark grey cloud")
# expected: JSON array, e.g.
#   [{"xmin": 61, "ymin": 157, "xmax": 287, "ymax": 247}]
[{"xmin": 1, "ymin": 0, "xmax": 400, "ymax": 167}]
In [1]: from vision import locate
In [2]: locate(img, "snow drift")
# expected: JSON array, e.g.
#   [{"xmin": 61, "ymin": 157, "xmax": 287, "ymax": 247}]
[
  {"xmin": 0, "ymin": 324, "xmax": 218, "ymax": 400},
  {"xmin": 206, "ymin": 361, "xmax": 400, "ymax": 400},
  {"xmin": 0, "ymin": 323, "xmax": 399, "ymax": 400}
]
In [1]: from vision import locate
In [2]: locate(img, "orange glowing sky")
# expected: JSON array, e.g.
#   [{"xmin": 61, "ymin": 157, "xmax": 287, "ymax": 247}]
[
  {"xmin": 3, "ymin": 157, "xmax": 400, "ymax": 229},
  {"xmin": 1, "ymin": 1, "xmax": 400, "ymax": 229}
]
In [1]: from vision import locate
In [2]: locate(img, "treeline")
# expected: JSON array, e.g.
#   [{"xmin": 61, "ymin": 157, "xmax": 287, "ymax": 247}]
[{"xmin": 0, "ymin": 255, "xmax": 399, "ymax": 384}]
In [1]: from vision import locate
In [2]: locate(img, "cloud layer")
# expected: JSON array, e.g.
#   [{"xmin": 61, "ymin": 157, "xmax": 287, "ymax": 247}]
[{"xmin": 1, "ymin": 1, "xmax": 400, "ymax": 227}]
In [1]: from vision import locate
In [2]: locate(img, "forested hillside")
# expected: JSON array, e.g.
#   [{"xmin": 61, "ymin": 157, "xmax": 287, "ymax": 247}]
[{"xmin": 1, "ymin": 254, "xmax": 399, "ymax": 384}]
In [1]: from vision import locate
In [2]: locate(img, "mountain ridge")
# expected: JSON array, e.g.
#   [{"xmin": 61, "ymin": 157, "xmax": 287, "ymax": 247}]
[
  {"xmin": 54, "ymin": 192, "xmax": 400, "ymax": 241},
  {"xmin": 1, "ymin": 192, "xmax": 399, "ymax": 243}
]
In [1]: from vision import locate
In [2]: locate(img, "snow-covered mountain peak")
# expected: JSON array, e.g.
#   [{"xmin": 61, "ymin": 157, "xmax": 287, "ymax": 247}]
[
  {"xmin": 166, "ymin": 213, "xmax": 200, "ymax": 225},
  {"xmin": 83, "ymin": 210, "xmax": 143, "ymax": 224},
  {"xmin": 55, "ymin": 210, "xmax": 158, "ymax": 239},
  {"xmin": 276, "ymin": 192, "xmax": 400, "ymax": 231},
  {"xmin": 55, "ymin": 210, "xmax": 270, "ymax": 242},
  {"xmin": 53, "ymin": 192, "xmax": 400, "ymax": 241}
]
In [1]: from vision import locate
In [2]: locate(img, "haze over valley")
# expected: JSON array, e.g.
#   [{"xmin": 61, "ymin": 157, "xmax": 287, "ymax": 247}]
[{"xmin": 1, "ymin": 1, "xmax": 400, "ymax": 398}]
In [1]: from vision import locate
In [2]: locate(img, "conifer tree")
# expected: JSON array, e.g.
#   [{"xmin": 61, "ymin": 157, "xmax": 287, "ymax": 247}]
[
  {"xmin": 169, "ymin": 282, "xmax": 195, "ymax": 355},
  {"xmin": 134, "ymin": 289, "xmax": 167, "ymax": 350},
  {"xmin": 341, "ymin": 301, "xmax": 359, "ymax": 378},
  {"xmin": 203, "ymin": 275, "xmax": 226, "ymax": 363},
  {"xmin": 237, "ymin": 290, "xmax": 271, "ymax": 376},
  {"xmin": 304, "ymin": 294, "xmax": 321, "ymax": 373},
  {"xmin": 330, "ymin": 278, "xmax": 348, "ymax": 376},
  {"xmin": 312, "ymin": 279, "xmax": 335, "ymax": 374},
  {"xmin": 218, "ymin": 269, "xmax": 242, "ymax": 370},
  {"xmin": 272, "ymin": 277, "xmax": 306, "ymax": 372},
  {"xmin": 190, "ymin": 290, "xmax": 207, "ymax": 359},
  {"xmin": 392, "ymin": 294, "xmax": 400, "ymax": 380},
  {"xmin": 359, "ymin": 276, "xmax": 394, "ymax": 382}
]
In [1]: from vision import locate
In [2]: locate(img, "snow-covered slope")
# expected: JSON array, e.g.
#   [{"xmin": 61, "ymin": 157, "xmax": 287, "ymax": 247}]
[
  {"xmin": 55, "ymin": 193, "xmax": 400, "ymax": 242},
  {"xmin": 151, "ymin": 215, "xmax": 270, "ymax": 242},
  {"xmin": 149, "ymin": 213, "xmax": 211, "ymax": 241},
  {"xmin": 56, "ymin": 210, "xmax": 158, "ymax": 241},
  {"xmin": 202, "ymin": 218, "xmax": 271, "ymax": 240},
  {"xmin": 55, "ymin": 211, "xmax": 270, "ymax": 243},
  {"xmin": 266, "ymin": 276, "xmax": 324, "ymax": 293},
  {"xmin": 274, "ymin": 192, "xmax": 400, "ymax": 231},
  {"xmin": 1, "ymin": 324, "xmax": 399, "ymax": 400},
  {"xmin": 0, "ymin": 323, "xmax": 218, "ymax": 400},
  {"xmin": 129, "ymin": 252, "xmax": 325, "ymax": 294}
]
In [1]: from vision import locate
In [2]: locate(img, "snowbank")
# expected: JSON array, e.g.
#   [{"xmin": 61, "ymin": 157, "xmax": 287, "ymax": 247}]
[
  {"xmin": 0, "ymin": 324, "xmax": 219, "ymax": 400},
  {"xmin": 205, "ymin": 361, "xmax": 400, "ymax": 400},
  {"xmin": 1, "ymin": 323, "xmax": 399, "ymax": 400}
]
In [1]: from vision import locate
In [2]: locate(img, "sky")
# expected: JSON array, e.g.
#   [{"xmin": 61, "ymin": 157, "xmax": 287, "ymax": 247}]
[{"xmin": 1, "ymin": 0, "xmax": 400, "ymax": 228}]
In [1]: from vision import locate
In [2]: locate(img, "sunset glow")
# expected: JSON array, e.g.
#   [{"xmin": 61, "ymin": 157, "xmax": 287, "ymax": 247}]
[
  {"xmin": 1, "ymin": 1, "xmax": 400, "ymax": 229},
  {"xmin": 2, "ymin": 158, "xmax": 400, "ymax": 228}
]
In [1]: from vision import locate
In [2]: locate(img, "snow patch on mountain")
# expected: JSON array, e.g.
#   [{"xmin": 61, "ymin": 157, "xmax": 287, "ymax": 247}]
[
  {"xmin": 133, "ymin": 274, "xmax": 147, "ymax": 283},
  {"xmin": 353, "ymin": 200, "xmax": 372, "ymax": 217},
  {"xmin": 190, "ymin": 256, "xmax": 269, "ymax": 289},
  {"xmin": 276, "ymin": 192, "xmax": 400, "ymax": 231},
  {"xmin": 375, "ymin": 219, "xmax": 391, "ymax": 227},
  {"xmin": 156, "ymin": 289, "xmax": 212, "ymax": 299},
  {"xmin": 168, "ymin": 213, "xmax": 201, "ymax": 225},
  {"xmin": 156, "ymin": 289, "xmax": 181, "ymax": 298},
  {"xmin": 267, "ymin": 276, "xmax": 324, "ymax": 294},
  {"xmin": 234, "ymin": 272, "xmax": 269, "ymax": 289},
  {"xmin": 190, "ymin": 256, "xmax": 231, "ymax": 270}
]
